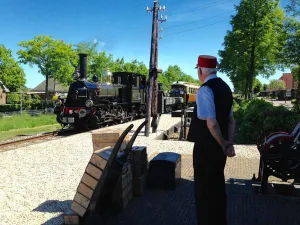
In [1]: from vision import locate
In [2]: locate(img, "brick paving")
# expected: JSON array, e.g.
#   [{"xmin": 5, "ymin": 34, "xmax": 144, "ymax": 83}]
[{"xmin": 105, "ymin": 155, "xmax": 300, "ymax": 225}]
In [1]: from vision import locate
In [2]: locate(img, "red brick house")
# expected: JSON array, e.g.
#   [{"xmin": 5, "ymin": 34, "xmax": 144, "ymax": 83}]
[
  {"xmin": 0, "ymin": 80, "xmax": 10, "ymax": 105},
  {"xmin": 279, "ymin": 73, "xmax": 298, "ymax": 90}
]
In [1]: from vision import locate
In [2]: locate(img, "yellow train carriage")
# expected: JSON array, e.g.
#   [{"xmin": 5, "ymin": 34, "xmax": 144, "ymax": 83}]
[{"xmin": 170, "ymin": 81, "xmax": 200, "ymax": 105}]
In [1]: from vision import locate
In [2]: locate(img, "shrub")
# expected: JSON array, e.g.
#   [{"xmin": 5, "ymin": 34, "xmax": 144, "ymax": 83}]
[
  {"xmin": 234, "ymin": 99, "xmax": 299, "ymax": 144},
  {"xmin": 0, "ymin": 104, "xmax": 20, "ymax": 112},
  {"xmin": 6, "ymin": 93, "xmax": 20, "ymax": 104},
  {"xmin": 291, "ymin": 99, "xmax": 297, "ymax": 104},
  {"xmin": 6, "ymin": 93, "xmax": 33, "ymax": 109}
]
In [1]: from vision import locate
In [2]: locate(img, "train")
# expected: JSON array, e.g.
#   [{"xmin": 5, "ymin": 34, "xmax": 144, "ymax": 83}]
[
  {"xmin": 169, "ymin": 81, "xmax": 199, "ymax": 107},
  {"xmin": 53, "ymin": 53, "xmax": 200, "ymax": 130}
]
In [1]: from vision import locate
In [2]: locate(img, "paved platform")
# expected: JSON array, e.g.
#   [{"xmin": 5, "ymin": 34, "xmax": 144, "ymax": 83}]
[{"xmin": 105, "ymin": 155, "xmax": 300, "ymax": 225}]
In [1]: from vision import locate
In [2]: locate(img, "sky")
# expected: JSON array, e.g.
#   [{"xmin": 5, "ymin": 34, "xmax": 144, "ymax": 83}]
[{"xmin": 0, "ymin": 0, "xmax": 291, "ymax": 90}]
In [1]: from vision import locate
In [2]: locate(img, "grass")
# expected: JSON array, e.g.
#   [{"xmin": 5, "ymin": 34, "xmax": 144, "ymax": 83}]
[
  {"xmin": 0, "ymin": 113, "xmax": 58, "ymax": 132},
  {"xmin": 0, "ymin": 124, "xmax": 61, "ymax": 142}
]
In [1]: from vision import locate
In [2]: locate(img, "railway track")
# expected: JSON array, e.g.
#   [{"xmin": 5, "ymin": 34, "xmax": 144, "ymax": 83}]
[{"xmin": 0, "ymin": 128, "xmax": 78, "ymax": 152}]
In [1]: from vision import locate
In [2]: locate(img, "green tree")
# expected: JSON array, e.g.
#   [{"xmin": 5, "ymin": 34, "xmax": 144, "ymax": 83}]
[
  {"xmin": 263, "ymin": 83, "xmax": 268, "ymax": 91},
  {"xmin": 123, "ymin": 60, "xmax": 148, "ymax": 76},
  {"xmin": 74, "ymin": 41, "xmax": 101, "ymax": 78},
  {"xmin": 158, "ymin": 65, "xmax": 182, "ymax": 90},
  {"xmin": 267, "ymin": 79, "xmax": 286, "ymax": 90},
  {"xmin": 285, "ymin": 0, "xmax": 300, "ymax": 16},
  {"xmin": 253, "ymin": 78, "xmax": 263, "ymax": 94},
  {"xmin": 17, "ymin": 36, "xmax": 77, "ymax": 107},
  {"xmin": 281, "ymin": 1, "xmax": 300, "ymax": 102},
  {"xmin": 91, "ymin": 52, "xmax": 115, "ymax": 81},
  {"xmin": 218, "ymin": 0, "xmax": 286, "ymax": 99},
  {"xmin": 158, "ymin": 65, "xmax": 200, "ymax": 91},
  {"xmin": 0, "ymin": 44, "xmax": 26, "ymax": 92},
  {"xmin": 292, "ymin": 66, "xmax": 299, "ymax": 83},
  {"xmin": 75, "ymin": 41, "xmax": 98, "ymax": 58}
]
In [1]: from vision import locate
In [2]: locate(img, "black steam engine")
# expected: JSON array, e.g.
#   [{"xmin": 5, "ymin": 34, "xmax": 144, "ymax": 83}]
[{"xmin": 54, "ymin": 53, "xmax": 181, "ymax": 130}]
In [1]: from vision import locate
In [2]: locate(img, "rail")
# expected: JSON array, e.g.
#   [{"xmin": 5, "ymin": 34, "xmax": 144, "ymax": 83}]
[{"xmin": 0, "ymin": 129, "xmax": 76, "ymax": 151}]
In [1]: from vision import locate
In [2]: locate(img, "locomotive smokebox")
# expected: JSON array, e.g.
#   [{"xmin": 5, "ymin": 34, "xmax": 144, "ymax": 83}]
[{"xmin": 79, "ymin": 53, "xmax": 88, "ymax": 80}]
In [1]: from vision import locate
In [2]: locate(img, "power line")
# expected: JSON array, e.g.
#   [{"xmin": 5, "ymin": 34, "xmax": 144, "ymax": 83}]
[
  {"xmin": 164, "ymin": 10, "xmax": 234, "ymax": 29},
  {"xmin": 165, "ymin": 20, "xmax": 227, "ymax": 36},
  {"xmin": 169, "ymin": 0, "xmax": 234, "ymax": 16}
]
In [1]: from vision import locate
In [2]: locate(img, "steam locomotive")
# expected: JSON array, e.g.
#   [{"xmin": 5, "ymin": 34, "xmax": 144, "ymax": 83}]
[{"xmin": 54, "ymin": 53, "xmax": 184, "ymax": 130}]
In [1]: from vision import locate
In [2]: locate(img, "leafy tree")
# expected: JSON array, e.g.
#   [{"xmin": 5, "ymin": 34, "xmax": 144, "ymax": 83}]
[
  {"xmin": 75, "ymin": 41, "xmax": 98, "ymax": 59},
  {"xmin": 0, "ymin": 44, "xmax": 26, "ymax": 92},
  {"xmin": 158, "ymin": 65, "xmax": 200, "ymax": 91},
  {"xmin": 281, "ymin": 1, "xmax": 300, "ymax": 102},
  {"xmin": 285, "ymin": 0, "xmax": 300, "ymax": 16},
  {"xmin": 253, "ymin": 78, "xmax": 262, "ymax": 94},
  {"xmin": 267, "ymin": 79, "xmax": 286, "ymax": 90},
  {"xmin": 17, "ymin": 36, "xmax": 77, "ymax": 107},
  {"xmin": 123, "ymin": 60, "xmax": 148, "ymax": 76},
  {"xmin": 91, "ymin": 52, "xmax": 115, "ymax": 81},
  {"xmin": 74, "ymin": 41, "xmax": 102, "ymax": 78},
  {"xmin": 292, "ymin": 66, "xmax": 299, "ymax": 83},
  {"xmin": 263, "ymin": 83, "xmax": 268, "ymax": 91},
  {"xmin": 218, "ymin": 0, "xmax": 286, "ymax": 99}
]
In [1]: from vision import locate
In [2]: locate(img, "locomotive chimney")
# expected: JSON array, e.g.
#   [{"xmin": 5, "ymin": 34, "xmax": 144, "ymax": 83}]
[{"xmin": 79, "ymin": 53, "xmax": 88, "ymax": 80}]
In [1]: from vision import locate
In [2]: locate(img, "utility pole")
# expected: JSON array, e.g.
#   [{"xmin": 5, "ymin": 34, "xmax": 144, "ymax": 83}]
[
  {"xmin": 20, "ymin": 87, "xmax": 22, "ymax": 115},
  {"xmin": 145, "ymin": 1, "xmax": 167, "ymax": 137},
  {"xmin": 152, "ymin": 7, "xmax": 167, "ymax": 133}
]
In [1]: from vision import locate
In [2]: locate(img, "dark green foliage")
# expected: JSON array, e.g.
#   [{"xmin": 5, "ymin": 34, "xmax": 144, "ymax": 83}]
[
  {"xmin": 234, "ymin": 99, "xmax": 299, "ymax": 144},
  {"xmin": 0, "ymin": 104, "xmax": 20, "ymax": 112},
  {"xmin": 0, "ymin": 44, "xmax": 26, "ymax": 91}
]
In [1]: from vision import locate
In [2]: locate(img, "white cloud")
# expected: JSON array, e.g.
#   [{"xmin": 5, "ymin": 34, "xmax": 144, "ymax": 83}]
[
  {"xmin": 98, "ymin": 41, "xmax": 106, "ymax": 47},
  {"xmin": 93, "ymin": 38, "xmax": 105, "ymax": 47}
]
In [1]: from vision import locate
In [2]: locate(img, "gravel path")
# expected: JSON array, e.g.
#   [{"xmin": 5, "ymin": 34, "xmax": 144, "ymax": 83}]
[{"xmin": 0, "ymin": 114, "xmax": 259, "ymax": 225}]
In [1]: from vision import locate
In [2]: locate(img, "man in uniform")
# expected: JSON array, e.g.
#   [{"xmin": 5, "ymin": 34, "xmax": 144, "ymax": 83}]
[{"xmin": 187, "ymin": 55, "xmax": 236, "ymax": 225}]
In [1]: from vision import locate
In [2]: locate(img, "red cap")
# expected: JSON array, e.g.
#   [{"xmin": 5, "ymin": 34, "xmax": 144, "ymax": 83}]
[{"xmin": 195, "ymin": 55, "xmax": 217, "ymax": 69}]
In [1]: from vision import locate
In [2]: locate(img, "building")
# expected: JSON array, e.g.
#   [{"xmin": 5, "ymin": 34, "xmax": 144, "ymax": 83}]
[
  {"xmin": 279, "ymin": 73, "xmax": 298, "ymax": 90},
  {"xmin": 0, "ymin": 80, "xmax": 10, "ymax": 105},
  {"xmin": 27, "ymin": 78, "xmax": 68, "ymax": 99}
]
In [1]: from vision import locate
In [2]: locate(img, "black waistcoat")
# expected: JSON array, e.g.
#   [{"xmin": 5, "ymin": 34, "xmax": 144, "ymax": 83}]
[{"xmin": 187, "ymin": 77, "xmax": 233, "ymax": 146}]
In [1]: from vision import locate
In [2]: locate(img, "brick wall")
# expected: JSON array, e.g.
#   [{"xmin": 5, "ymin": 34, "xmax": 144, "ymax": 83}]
[{"xmin": 280, "ymin": 73, "xmax": 298, "ymax": 90}]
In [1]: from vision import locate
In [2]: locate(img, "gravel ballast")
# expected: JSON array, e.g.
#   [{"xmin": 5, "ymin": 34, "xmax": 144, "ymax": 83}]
[{"xmin": 0, "ymin": 114, "xmax": 259, "ymax": 225}]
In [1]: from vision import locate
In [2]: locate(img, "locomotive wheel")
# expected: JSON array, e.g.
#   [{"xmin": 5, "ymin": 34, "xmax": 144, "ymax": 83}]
[
  {"xmin": 87, "ymin": 115, "xmax": 99, "ymax": 130},
  {"xmin": 56, "ymin": 115, "xmax": 62, "ymax": 124}
]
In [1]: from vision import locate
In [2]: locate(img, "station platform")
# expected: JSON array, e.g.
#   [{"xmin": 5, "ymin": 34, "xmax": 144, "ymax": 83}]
[
  {"xmin": 106, "ymin": 154, "xmax": 300, "ymax": 225},
  {"xmin": 1, "ymin": 114, "xmax": 300, "ymax": 225}
]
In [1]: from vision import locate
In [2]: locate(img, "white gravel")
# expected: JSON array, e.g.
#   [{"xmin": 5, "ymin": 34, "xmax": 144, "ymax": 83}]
[{"xmin": 0, "ymin": 114, "xmax": 259, "ymax": 225}]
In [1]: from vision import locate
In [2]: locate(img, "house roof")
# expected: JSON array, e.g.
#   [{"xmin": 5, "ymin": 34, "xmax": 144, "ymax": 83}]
[
  {"xmin": 28, "ymin": 78, "xmax": 68, "ymax": 93},
  {"xmin": 0, "ymin": 80, "xmax": 10, "ymax": 92}
]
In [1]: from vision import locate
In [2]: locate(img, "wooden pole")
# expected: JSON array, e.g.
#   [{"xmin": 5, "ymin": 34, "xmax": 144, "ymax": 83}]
[
  {"xmin": 151, "ymin": 3, "xmax": 159, "ymax": 133},
  {"xmin": 145, "ymin": 1, "xmax": 158, "ymax": 137}
]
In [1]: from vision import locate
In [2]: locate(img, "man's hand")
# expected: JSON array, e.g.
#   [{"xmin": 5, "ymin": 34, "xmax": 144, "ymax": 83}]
[{"xmin": 222, "ymin": 141, "xmax": 235, "ymax": 157}]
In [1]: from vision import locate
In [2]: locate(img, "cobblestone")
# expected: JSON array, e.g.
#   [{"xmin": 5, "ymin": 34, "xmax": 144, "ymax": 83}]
[{"xmin": 106, "ymin": 155, "xmax": 300, "ymax": 225}]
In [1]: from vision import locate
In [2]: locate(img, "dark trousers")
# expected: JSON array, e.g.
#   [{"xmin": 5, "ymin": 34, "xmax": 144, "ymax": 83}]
[{"xmin": 193, "ymin": 141, "xmax": 227, "ymax": 225}]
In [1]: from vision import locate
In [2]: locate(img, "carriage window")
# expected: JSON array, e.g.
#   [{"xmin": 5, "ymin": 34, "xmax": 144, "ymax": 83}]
[{"xmin": 118, "ymin": 76, "xmax": 121, "ymax": 84}]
